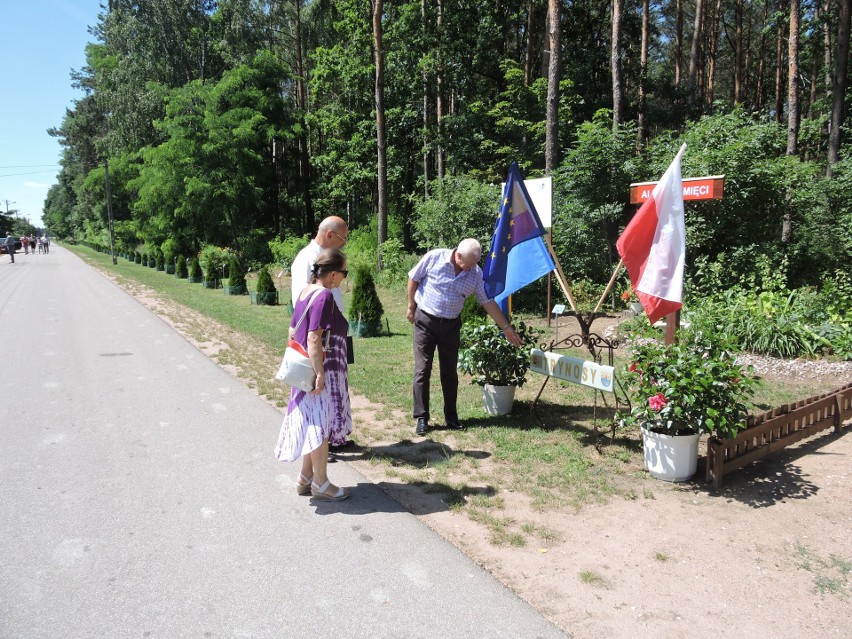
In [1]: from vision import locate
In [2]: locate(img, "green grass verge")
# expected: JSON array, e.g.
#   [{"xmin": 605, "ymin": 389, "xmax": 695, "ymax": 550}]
[{"xmin": 69, "ymin": 245, "xmax": 841, "ymax": 546}]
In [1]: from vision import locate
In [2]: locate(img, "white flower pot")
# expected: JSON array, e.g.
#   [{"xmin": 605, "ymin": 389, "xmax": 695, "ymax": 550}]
[
  {"xmin": 630, "ymin": 301, "xmax": 644, "ymax": 315},
  {"xmin": 641, "ymin": 426, "xmax": 700, "ymax": 482},
  {"xmin": 483, "ymin": 384, "xmax": 516, "ymax": 415}
]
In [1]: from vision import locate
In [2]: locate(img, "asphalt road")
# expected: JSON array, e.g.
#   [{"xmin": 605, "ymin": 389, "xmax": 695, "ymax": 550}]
[{"xmin": 0, "ymin": 247, "xmax": 567, "ymax": 639}]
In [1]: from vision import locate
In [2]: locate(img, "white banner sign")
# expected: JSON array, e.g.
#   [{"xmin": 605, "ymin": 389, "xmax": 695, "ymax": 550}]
[{"xmin": 529, "ymin": 349, "xmax": 615, "ymax": 393}]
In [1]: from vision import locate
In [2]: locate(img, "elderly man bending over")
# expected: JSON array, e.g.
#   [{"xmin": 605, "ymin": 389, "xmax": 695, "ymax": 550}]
[{"xmin": 407, "ymin": 238, "xmax": 521, "ymax": 436}]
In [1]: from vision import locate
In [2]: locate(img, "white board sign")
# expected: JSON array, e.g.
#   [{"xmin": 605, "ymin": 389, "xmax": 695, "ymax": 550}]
[
  {"xmin": 501, "ymin": 176, "xmax": 552, "ymax": 228},
  {"xmin": 529, "ymin": 349, "xmax": 615, "ymax": 393}
]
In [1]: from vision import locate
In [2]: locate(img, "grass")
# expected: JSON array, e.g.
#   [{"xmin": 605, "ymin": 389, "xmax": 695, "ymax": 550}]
[
  {"xmin": 794, "ymin": 542, "xmax": 852, "ymax": 598},
  {"xmin": 70, "ymin": 245, "xmax": 843, "ymax": 547}
]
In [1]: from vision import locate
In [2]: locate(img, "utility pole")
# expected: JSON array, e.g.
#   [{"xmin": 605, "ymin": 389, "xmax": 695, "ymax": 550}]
[
  {"xmin": 3, "ymin": 200, "xmax": 15, "ymax": 213},
  {"xmin": 104, "ymin": 159, "xmax": 117, "ymax": 265}
]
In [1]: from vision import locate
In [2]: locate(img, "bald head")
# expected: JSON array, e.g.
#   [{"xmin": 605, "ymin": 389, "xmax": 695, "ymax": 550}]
[{"xmin": 316, "ymin": 216, "xmax": 348, "ymax": 249}]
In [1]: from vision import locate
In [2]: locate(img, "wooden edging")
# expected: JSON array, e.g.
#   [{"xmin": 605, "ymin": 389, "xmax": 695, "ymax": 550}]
[{"xmin": 706, "ymin": 382, "xmax": 852, "ymax": 488}]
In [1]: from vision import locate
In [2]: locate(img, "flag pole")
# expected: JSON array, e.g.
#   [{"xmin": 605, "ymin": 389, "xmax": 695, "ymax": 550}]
[
  {"xmin": 543, "ymin": 233, "xmax": 578, "ymax": 312},
  {"xmin": 592, "ymin": 259, "xmax": 624, "ymax": 314}
]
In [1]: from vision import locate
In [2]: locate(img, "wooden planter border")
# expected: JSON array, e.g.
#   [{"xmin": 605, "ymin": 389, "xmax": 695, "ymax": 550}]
[{"xmin": 706, "ymin": 382, "xmax": 852, "ymax": 488}]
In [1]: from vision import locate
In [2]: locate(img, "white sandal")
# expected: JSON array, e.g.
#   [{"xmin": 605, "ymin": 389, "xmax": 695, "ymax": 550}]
[
  {"xmin": 296, "ymin": 472, "xmax": 313, "ymax": 496},
  {"xmin": 310, "ymin": 479, "xmax": 350, "ymax": 501}
]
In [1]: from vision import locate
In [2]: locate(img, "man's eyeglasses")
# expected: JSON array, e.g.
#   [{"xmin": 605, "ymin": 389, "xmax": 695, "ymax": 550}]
[{"xmin": 331, "ymin": 230, "xmax": 347, "ymax": 245}]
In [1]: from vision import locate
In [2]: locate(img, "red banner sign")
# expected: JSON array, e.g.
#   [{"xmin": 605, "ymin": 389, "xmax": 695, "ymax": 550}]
[{"xmin": 629, "ymin": 175, "xmax": 725, "ymax": 204}]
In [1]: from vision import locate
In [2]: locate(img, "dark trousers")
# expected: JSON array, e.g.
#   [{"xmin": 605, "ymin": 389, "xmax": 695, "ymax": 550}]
[{"xmin": 412, "ymin": 308, "xmax": 461, "ymax": 423}]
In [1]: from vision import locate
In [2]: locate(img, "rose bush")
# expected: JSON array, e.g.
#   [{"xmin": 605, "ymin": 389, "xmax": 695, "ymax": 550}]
[{"xmin": 617, "ymin": 334, "xmax": 758, "ymax": 439}]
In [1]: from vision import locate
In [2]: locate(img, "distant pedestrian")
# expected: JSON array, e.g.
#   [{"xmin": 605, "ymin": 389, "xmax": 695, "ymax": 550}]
[
  {"xmin": 29, "ymin": 236, "xmax": 36, "ymax": 254},
  {"xmin": 21, "ymin": 235, "xmax": 28, "ymax": 255},
  {"xmin": 4, "ymin": 232, "xmax": 15, "ymax": 263}
]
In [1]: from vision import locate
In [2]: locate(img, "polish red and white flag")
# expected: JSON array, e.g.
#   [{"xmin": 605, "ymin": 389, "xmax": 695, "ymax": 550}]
[{"xmin": 616, "ymin": 144, "xmax": 686, "ymax": 324}]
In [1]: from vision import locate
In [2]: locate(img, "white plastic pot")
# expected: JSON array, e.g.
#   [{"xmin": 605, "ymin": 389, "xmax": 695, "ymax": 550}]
[
  {"xmin": 641, "ymin": 426, "xmax": 700, "ymax": 482},
  {"xmin": 483, "ymin": 384, "xmax": 517, "ymax": 415}
]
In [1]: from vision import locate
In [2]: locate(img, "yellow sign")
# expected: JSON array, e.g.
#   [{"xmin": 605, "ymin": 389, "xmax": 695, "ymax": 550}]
[{"xmin": 529, "ymin": 349, "xmax": 615, "ymax": 393}]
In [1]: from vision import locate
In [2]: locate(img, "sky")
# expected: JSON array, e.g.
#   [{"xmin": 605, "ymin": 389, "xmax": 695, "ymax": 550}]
[{"xmin": 0, "ymin": 0, "xmax": 103, "ymax": 230}]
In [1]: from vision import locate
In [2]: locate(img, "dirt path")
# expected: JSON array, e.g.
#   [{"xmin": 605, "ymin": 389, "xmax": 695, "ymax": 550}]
[{"xmin": 111, "ymin": 272, "xmax": 852, "ymax": 638}]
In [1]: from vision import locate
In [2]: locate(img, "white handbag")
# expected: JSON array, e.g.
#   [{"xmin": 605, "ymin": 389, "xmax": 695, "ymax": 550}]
[{"xmin": 275, "ymin": 290, "xmax": 324, "ymax": 392}]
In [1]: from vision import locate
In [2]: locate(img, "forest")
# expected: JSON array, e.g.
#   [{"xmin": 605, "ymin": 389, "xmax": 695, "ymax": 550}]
[{"xmin": 39, "ymin": 1, "xmax": 850, "ymax": 308}]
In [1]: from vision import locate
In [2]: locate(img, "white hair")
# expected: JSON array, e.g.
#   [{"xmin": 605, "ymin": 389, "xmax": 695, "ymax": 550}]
[{"xmin": 457, "ymin": 238, "xmax": 482, "ymax": 261}]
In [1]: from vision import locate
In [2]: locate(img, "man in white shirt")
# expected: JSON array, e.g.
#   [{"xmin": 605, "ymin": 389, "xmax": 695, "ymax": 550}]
[{"xmin": 290, "ymin": 216, "xmax": 348, "ymax": 311}]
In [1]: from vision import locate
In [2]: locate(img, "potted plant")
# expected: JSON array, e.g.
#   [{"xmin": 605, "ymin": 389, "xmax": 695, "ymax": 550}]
[
  {"xmin": 458, "ymin": 320, "xmax": 542, "ymax": 415},
  {"xmin": 250, "ymin": 265, "xmax": 278, "ymax": 305},
  {"xmin": 155, "ymin": 251, "xmax": 164, "ymax": 271},
  {"xmin": 173, "ymin": 254, "xmax": 187, "ymax": 279},
  {"xmin": 348, "ymin": 264, "xmax": 384, "ymax": 337},
  {"xmin": 223, "ymin": 255, "xmax": 246, "ymax": 295},
  {"xmin": 200, "ymin": 245, "xmax": 227, "ymax": 289},
  {"xmin": 187, "ymin": 256, "xmax": 203, "ymax": 283},
  {"xmin": 621, "ymin": 286, "xmax": 644, "ymax": 315},
  {"xmin": 617, "ymin": 334, "xmax": 758, "ymax": 482}
]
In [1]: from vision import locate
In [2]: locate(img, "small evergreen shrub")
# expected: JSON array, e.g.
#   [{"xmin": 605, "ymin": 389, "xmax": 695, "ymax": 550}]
[
  {"xmin": 155, "ymin": 252, "xmax": 164, "ymax": 271},
  {"xmin": 176, "ymin": 254, "xmax": 188, "ymax": 278},
  {"xmin": 349, "ymin": 265, "xmax": 384, "ymax": 336},
  {"xmin": 256, "ymin": 265, "xmax": 277, "ymax": 293},
  {"xmin": 228, "ymin": 255, "xmax": 246, "ymax": 289},
  {"xmin": 188, "ymin": 256, "xmax": 201, "ymax": 279}
]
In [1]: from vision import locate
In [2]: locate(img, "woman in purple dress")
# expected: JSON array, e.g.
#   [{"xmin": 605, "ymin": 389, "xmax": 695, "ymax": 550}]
[{"xmin": 274, "ymin": 248, "xmax": 352, "ymax": 501}]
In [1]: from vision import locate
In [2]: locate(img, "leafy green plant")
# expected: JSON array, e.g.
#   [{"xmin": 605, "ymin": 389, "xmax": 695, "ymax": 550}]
[
  {"xmin": 155, "ymin": 251, "xmax": 164, "ymax": 271},
  {"xmin": 175, "ymin": 254, "xmax": 188, "ymax": 278},
  {"xmin": 199, "ymin": 244, "xmax": 229, "ymax": 281},
  {"xmin": 617, "ymin": 333, "xmax": 758, "ymax": 439},
  {"xmin": 458, "ymin": 321, "xmax": 542, "ymax": 387},
  {"xmin": 268, "ymin": 235, "xmax": 307, "ymax": 274}
]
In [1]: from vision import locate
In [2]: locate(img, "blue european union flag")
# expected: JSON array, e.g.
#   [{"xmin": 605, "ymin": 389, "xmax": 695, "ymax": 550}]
[{"xmin": 483, "ymin": 163, "xmax": 555, "ymax": 307}]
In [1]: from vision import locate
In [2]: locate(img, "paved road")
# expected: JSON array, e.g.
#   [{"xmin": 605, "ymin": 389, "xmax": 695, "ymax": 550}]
[{"xmin": 0, "ymin": 247, "xmax": 567, "ymax": 639}]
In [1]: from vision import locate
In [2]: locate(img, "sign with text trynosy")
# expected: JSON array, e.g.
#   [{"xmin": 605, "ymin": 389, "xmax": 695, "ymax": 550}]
[{"xmin": 529, "ymin": 349, "xmax": 615, "ymax": 393}]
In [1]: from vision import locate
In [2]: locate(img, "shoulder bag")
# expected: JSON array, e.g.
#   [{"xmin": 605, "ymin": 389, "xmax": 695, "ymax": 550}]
[{"xmin": 275, "ymin": 289, "xmax": 326, "ymax": 392}]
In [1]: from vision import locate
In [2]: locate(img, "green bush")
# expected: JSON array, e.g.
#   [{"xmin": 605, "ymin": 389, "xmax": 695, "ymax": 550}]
[
  {"xmin": 256, "ymin": 265, "xmax": 277, "ymax": 293},
  {"xmin": 268, "ymin": 235, "xmax": 308, "ymax": 274},
  {"xmin": 458, "ymin": 321, "xmax": 542, "ymax": 387},
  {"xmin": 199, "ymin": 244, "xmax": 229, "ymax": 280},
  {"xmin": 176, "ymin": 254, "xmax": 188, "ymax": 278},
  {"xmin": 460, "ymin": 295, "xmax": 487, "ymax": 324},
  {"xmin": 349, "ymin": 264, "xmax": 384, "ymax": 325},
  {"xmin": 228, "ymin": 255, "xmax": 246, "ymax": 288},
  {"xmin": 155, "ymin": 252, "xmax": 164, "ymax": 270},
  {"xmin": 188, "ymin": 256, "xmax": 201, "ymax": 279}
]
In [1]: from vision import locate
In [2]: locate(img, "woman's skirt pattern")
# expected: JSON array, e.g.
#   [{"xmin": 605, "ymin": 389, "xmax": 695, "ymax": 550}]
[{"xmin": 274, "ymin": 332, "xmax": 351, "ymax": 461}]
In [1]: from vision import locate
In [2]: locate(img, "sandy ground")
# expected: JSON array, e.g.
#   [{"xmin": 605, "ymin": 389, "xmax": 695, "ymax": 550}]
[{"xmin": 110, "ymin": 272, "xmax": 851, "ymax": 639}]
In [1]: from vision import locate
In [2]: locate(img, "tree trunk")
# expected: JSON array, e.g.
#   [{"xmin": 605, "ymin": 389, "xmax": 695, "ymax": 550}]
[
  {"xmin": 545, "ymin": 0, "xmax": 561, "ymax": 172},
  {"xmin": 436, "ymin": 0, "xmax": 445, "ymax": 179},
  {"xmin": 611, "ymin": 0, "xmax": 624, "ymax": 129},
  {"xmin": 787, "ymin": 0, "xmax": 800, "ymax": 157},
  {"xmin": 824, "ymin": 0, "xmax": 834, "ymax": 97},
  {"xmin": 422, "ymin": 0, "xmax": 430, "ymax": 198},
  {"xmin": 706, "ymin": 0, "xmax": 722, "ymax": 111},
  {"xmin": 755, "ymin": 2, "xmax": 769, "ymax": 111},
  {"xmin": 372, "ymin": 0, "xmax": 388, "ymax": 268},
  {"xmin": 783, "ymin": 0, "xmax": 800, "ymax": 250},
  {"xmin": 675, "ymin": 0, "xmax": 683, "ymax": 87},
  {"xmin": 828, "ymin": 0, "xmax": 851, "ymax": 174},
  {"xmin": 809, "ymin": 1, "xmax": 821, "ymax": 119},
  {"xmin": 293, "ymin": 0, "xmax": 313, "ymax": 232},
  {"xmin": 525, "ymin": 0, "xmax": 540, "ymax": 86},
  {"xmin": 688, "ymin": 0, "xmax": 704, "ymax": 107},
  {"xmin": 638, "ymin": 0, "xmax": 649, "ymax": 144},
  {"xmin": 734, "ymin": 0, "xmax": 744, "ymax": 104},
  {"xmin": 775, "ymin": 14, "xmax": 785, "ymax": 124}
]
